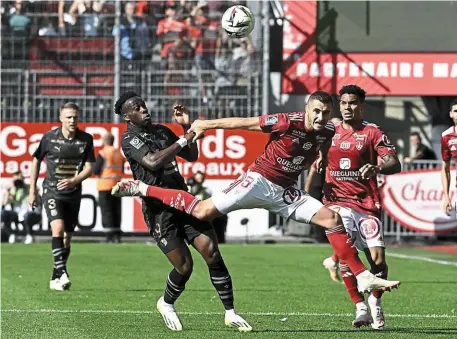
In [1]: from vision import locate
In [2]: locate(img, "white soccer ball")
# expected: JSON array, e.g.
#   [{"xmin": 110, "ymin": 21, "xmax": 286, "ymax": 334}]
[{"xmin": 221, "ymin": 5, "xmax": 255, "ymax": 38}]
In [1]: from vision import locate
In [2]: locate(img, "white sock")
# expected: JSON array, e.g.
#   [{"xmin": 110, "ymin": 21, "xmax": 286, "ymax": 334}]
[
  {"xmin": 138, "ymin": 181, "xmax": 148, "ymax": 196},
  {"xmin": 368, "ymin": 294, "xmax": 381, "ymax": 306},
  {"xmin": 356, "ymin": 302, "xmax": 367, "ymax": 311},
  {"xmin": 225, "ymin": 309, "xmax": 236, "ymax": 317}
]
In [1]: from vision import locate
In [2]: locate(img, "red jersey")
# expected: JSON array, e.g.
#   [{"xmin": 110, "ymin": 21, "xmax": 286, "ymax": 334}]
[
  {"xmin": 441, "ymin": 126, "xmax": 457, "ymax": 186},
  {"xmin": 249, "ymin": 112, "xmax": 335, "ymax": 188},
  {"xmin": 156, "ymin": 19, "xmax": 187, "ymax": 58},
  {"xmin": 323, "ymin": 121, "xmax": 396, "ymax": 217}
]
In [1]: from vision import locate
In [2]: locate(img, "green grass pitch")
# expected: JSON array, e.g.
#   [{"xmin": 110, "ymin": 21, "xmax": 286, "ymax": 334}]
[{"xmin": 2, "ymin": 243, "xmax": 457, "ymax": 339}]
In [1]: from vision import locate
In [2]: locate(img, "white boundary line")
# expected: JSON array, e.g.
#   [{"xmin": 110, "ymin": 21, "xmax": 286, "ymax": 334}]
[
  {"xmin": 2, "ymin": 309, "xmax": 457, "ymax": 319},
  {"xmin": 387, "ymin": 253, "xmax": 457, "ymax": 267}
]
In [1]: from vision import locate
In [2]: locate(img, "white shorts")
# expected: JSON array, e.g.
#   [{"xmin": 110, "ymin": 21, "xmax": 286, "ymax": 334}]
[
  {"xmin": 211, "ymin": 171, "xmax": 323, "ymax": 224},
  {"xmin": 327, "ymin": 205, "xmax": 385, "ymax": 249}
]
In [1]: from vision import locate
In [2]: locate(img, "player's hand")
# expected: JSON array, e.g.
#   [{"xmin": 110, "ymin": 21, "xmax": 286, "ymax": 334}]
[
  {"xmin": 359, "ymin": 164, "xmax": 381, "ymax": 180},
  {"xmin": 188, "ymin": 120, "xmax": 207, "ymax": 142},
  {"xmin": 443, "ymin": 196, "xmax": 452, "ymax": 216},
  {"xmin": 57, "ymin": 178, "xmax": 76, "ymax": 190},
  {"xmin": 28, "ymin": 191, "xmax": 38, "ymax": 210},
  {"xmin": 315, "ymin": 157, "xmax": 325, "ymax": 174},
  {"xmin": 173, "ymin": 104, "xmax": 190, "ymax": 126}
]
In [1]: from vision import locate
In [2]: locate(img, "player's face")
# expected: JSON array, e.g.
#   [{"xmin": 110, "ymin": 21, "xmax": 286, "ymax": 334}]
[
  {"xmin": 60, "ymin": 108, "xmax": 78, "ymax": 133},
  {"xmin": 339, "ymin": 94, "xmax": 363, "ymax": 121},
  {"xmin": 450, "ymin": 104, "xmax": 457, "ymax": 125},
  {"xmin": 305, "ymin": 99, "xmax": 332, "ymax": 131},
  {"xmin": 124, "ymin": 98, "xmax": 150, "ymax": 127}
]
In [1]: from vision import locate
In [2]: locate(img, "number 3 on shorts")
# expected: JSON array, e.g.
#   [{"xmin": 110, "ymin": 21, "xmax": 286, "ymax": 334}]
[
  {"xmin": 241, "ymin": 176, "xmax": 254, "ymax": 188},
  {"xmin": 48, "ymin": 199, "xmax": 56, "ymax": 210}
]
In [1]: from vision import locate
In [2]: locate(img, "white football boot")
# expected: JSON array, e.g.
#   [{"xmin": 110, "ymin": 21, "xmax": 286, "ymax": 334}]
[
  {"xmin": 49, "ymin": 278, "xmax": 63, "ymax": 291},
  {"xmin": 59, "ymin": 272, "xmax": 71, "ymax": 290},
  {"xmin": 357, "ymin": 271, "xmax": 400, "ymax": 293},
  {"xmin": 156, "ymin": 296, "xmax": 183, "ymax": 331},
  {"xmin": 352, "ymin": 302, "xmax": 372, "ymax": 328},
  {"xmin": 322, "ymin": 257, "xmax": 341, "ymax": 283},
  {"xmin": 111, "ymin": 180, "xmax": 144, "ymax": 197},
  {"xmin": 8, "ymin": 234, "xmax": 16, "ymax": 244},
  {"xmin": 224, "ymin": 310, "xmax": 252, "ymax": 332},
  {"xmin": 24, "ymin": 234, "xmax": 34, "ymax": 245},
  {"xmin": 368, "ymin": 294, "xmax": 385, "ymax": 330}
]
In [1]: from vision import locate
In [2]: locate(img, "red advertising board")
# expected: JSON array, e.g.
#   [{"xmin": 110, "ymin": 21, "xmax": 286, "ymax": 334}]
[
  {"xmin": 282, "ymin": 1, "xmax": 457, "ymax": 96},
  {"xmin": 0, "ymin": 123, "xmax": 268, "ymax": 180}
]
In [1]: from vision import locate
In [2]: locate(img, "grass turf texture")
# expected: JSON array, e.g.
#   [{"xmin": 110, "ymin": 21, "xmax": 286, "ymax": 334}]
[{"xmin": 2, "ymin": 243, "xmax": 457, "ymax": 339}]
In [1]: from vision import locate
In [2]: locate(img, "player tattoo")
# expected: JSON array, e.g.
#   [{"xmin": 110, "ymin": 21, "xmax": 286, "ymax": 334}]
[{"xmin": 378, "ymin": 154, "xmax": 401, "ymax": 175}]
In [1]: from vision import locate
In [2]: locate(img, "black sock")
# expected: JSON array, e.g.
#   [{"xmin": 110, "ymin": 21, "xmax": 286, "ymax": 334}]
[
  {"xmin": 163, "ymin": 269, "xmax": 190, "ymax": 305},
  {"xmin": 208, "ymin": 259, "xmax": 234, "ymax": 310},
  {"xmin": 62, "ymin": 246, "xmax": 71, "ymax": 275},
  {"xmin": 51, "ymin": 237, "xmax": 65, "ymax": 279}
]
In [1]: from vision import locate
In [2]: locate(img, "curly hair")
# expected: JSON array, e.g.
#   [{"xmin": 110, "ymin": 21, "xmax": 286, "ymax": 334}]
[
  {"xmin": 114, "ymin": 91, "xmax": 140, "ymax": 116},
  {"xmin": 339, "ymin": 85, "xmax": 367, "ymax": 103}
]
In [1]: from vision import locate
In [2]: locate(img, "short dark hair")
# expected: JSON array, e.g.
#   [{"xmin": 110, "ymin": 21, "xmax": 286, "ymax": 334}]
[
  {"xmin": 339, "ymin": 85, "xmax": 367, "ymax": 103},
  {"xmin": 114, "ymin": 91, "xmax": 140, "ymax": 116},
  {"xmin": 307, "ymin": 91, "xmax": 333, "ymax": 105},
  {"xmin": 410, "ymin": 132, "xmax": 421, "ymax": 139},
  {"xmin": 450, "ymin": 98, "xmax": 457, "ymax": 110},
  {"xmin": 60, "ymin": 102, "xmax": 80, "ymax": 113}
]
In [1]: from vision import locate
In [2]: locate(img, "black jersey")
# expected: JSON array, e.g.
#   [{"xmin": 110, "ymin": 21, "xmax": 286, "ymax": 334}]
[
  {"xmin": 121, "ymin": 123, "xmax": 187, "ymax": 191},
  {"xmin": 33, "ymin": 128, "xmax": 95, "ymax": 199}
]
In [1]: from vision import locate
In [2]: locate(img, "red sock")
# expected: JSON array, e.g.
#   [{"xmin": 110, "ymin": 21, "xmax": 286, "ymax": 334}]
[
  {"xmin": 325, "ymin": 226, "xmax": 366, "ymax": 276},
  {"xmin": 371, "ymin": 264, "xmax": 388, "ymax": 298},
  {"xmin": 146, "ymin": 186, "xmax": 200, "ymax": 215},
  {"xmin": 331, "ymin": 252, "xmax": 339, "ymax": 263},
  {"xmin": 339, "ymin": 260, "xmax": 364, "ymax": 304}
]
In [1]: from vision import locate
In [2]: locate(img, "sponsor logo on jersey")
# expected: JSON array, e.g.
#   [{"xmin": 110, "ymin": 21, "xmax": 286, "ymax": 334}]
[
  {"xmin": 293, "ymin": 156, "xmax": 304, "ymax": 165},
  {"xmin": 452, "ymin": 145, "xmax": 457, "ymax": 151},
  {"xmin": 339, "ymin": 158, "xmax": 351, "ymax": 169},
  {"xmin": 291, "ymin": 130, "xmax": 307, "ymax": 138},
  {"xmin": 340, "ymin": 141, "xmax": 351, "ymax": 150},
  {"xmin": 302, "ymin": 142, "xmax": 313, "ymax": 150},
  {"xmin": 316, "ymin": 136, "xmax": 327, "ymax": 144},
  {"xmin": 292, "ymin": 138, "xmax": 300, "ymax": 144},
  {"xmin": 265, "ymin": 115, "xmax": 278, "ymax": 126},
  {"xmin": 382, "ymin": 134, "xmax": 394, "ymax": 147},
  {"xmin": 333, "ymin": 134, "xmax": 341, "ymax": 139},
  {"xmin": 277, "ymin": 156, "xmax": 304, "ymax": 171},
  {"xmin": 448, "ymin": 138, "xmax": 457, "ymax": 145}
]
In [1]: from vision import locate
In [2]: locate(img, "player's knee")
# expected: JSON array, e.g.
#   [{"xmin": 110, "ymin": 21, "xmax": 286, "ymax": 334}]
[
  {"xmin": 204, "ymin": 248, "xmax": 222, "ymax": 265},
  {"xmin": 50, "ymin": 220, "xmax": 64, "ymax": 236},
  {"xmin": 318, "ymin": 207, "xmax": 343, "ymax": 228},
  {"xmin": 176, "ymin": 259, "xmax": 194, "ymax": 278}
]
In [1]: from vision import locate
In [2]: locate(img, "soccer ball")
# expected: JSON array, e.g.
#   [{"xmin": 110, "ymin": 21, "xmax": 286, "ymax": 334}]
[{"xmin": 221, "ymin": 5, "xmax": 255, "ymax": 38}]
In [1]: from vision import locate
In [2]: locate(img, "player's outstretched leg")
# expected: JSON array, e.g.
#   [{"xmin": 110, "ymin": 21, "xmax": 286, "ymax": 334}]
[
  {"xmin": 192, "ymin": 231, "xmax": 252, "ymax": 332},
  {"xmin": 307, "ymin": 207, "xmax": 400, "ymax": 293},
  {"xmin": 112, "ymin": 180, "xmax": 216, "ymax": 220},
  {"xmin": 322, "ymin": 252, "xmax": 341, "ymax": 283}
]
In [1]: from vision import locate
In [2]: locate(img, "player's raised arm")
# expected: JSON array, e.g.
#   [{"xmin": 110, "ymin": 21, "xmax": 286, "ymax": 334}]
[
  {"xmin": 371, "ymin": 129, "xmax": 401, "ymax": 176},
  {"xmin": 172, "ymin": 104, "xmax": 199, "ymax": 162}
]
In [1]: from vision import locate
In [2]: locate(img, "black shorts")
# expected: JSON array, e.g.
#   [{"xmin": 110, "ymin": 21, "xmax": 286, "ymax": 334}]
[
  {"xmin": 42, "ymin": 193, "xmax": 81, "ymax": 232},
  {"xmin": 143, "ymin": 203, "xmax": 213, "ymax": 254}
]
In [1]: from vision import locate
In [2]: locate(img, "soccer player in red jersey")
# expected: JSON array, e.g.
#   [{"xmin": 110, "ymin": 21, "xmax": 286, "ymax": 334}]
[
  {"xmin": 306, "ymin": 85, "xmax": 401, "ymax": 329},
  {"xmin": 441, "ymin": 98, "xmax": 457, "ymax": 216},
  {"xmin": 113, "ymin": 91, "xmax": 401, "ymax": 295}
]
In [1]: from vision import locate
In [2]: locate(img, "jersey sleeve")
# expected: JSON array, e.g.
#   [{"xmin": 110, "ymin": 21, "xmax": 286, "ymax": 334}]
[
  {"xmin": 161, "ymin": 125, "xmax": 179, "ymax": 146},
  {"xmin": 121, "ymin": 133, "xmax": 153, "ymax": 163},
  {"xmin": 85, "ymin": 136, "xmax": 96, "ymax": 163},
  {"xmin": 258, "ymin": 113, "xmax": 290, "ymax": 134},
  {"xmin": 441, "ymin": 135, "xmax": 451, "ymax": 162},
  {"xmin": 32, "ymin": 134, "xmax": 48, "ymax": 161},
  {"xmin": 372, "ymin": 128, "xmax": 396, "ymax": 157}
]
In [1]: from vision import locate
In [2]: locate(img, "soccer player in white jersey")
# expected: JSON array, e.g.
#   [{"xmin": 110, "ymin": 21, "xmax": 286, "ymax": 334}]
[{"xmin": 113, "ymin": 91, "xmax": 401, "ymax": 307}]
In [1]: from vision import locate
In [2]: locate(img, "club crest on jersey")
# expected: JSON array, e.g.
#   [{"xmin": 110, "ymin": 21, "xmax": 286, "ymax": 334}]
[
  {"xmin": 265, "ymin": 115, "xmax": 278, "ymax": 126},
  {"xmin": 130, "ymin": 137, "xmax": 145, "ymax": 149},
  {"xmin": 354, "ymin": 134, "xmax": 367, "ymax": 151},
  {"xmin": 282, "ymin": 187, "xmax": 302, "ymax": 205},
  {"xmin": 340, "ymin": 141, "xmax": 351, "ymax": 150},
  {"xmin": 303, "ymin": 142, "xmax": 313, "ymax": 150}
]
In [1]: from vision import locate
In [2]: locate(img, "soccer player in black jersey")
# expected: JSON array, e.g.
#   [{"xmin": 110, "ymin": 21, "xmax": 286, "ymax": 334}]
[
  {"xmin": 28, "ymin": 103, "xmax": 95, "ymax": 291},
  {"xmin": 115, "ymin": 92, "xmax": 251, "ymax": 332}
]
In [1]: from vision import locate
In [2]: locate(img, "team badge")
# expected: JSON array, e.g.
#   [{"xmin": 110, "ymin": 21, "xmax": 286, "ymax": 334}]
[
  {"xmin": 302, "ymin": 142, "xmax": 313, "ymax": 150},
  {"xmin": 354, "ymin": 134, "xmax": 367, "ymax": 151}
]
